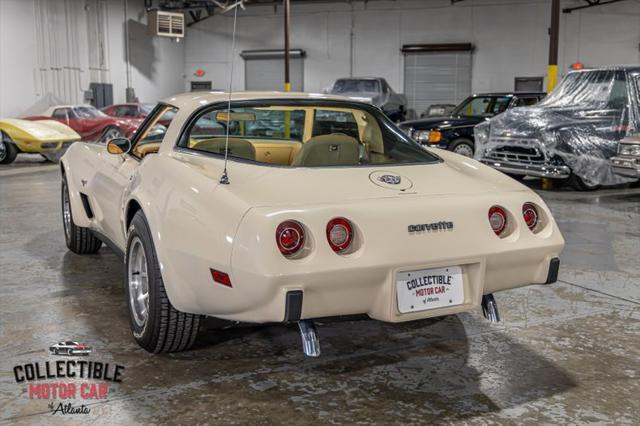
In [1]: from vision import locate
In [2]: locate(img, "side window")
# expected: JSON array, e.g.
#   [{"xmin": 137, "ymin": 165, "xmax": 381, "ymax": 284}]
[
  {"xmin": 514, "ymin": 97, "xmax": 540, "ymax": 107},
  {"xmin": 131, "ymin": 106, "xmax": 178, "ymax": 158},
  {"xmin": 312, "ymin": 110, "xmax": 360, "ymax": 140},
  {"xmin": 491, "ymin": 97, "xmax": 512, "ymax": 114},
  {"xmin": 118, "ymin": 105, "xmax": 138, "ymax": 117},
  {"xmin": 52, "ymin": 108, "xmax": 69, "ymax": 119},
  {"xmin": 464, "ymin": 97, "xmax": 492, "ymax": 115}
]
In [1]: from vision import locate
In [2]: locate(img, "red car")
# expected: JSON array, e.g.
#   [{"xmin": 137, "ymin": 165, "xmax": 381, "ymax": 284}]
[
  {"xmin": 24, "ymin": 105, "xmax": 142, "ymax": 142},
  {"xmin": 101, "ymin": 103, "xmax": 155, "ymax": 120}
]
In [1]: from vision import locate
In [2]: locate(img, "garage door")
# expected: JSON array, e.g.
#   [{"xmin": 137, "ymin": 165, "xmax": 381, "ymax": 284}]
[
  {"xmin": 241, "ymin": 50, "xmax": 304, "ymax": 91},
  {"xmin": 403, "ymin": 51, "xmax": 472, "ymax": 116}
]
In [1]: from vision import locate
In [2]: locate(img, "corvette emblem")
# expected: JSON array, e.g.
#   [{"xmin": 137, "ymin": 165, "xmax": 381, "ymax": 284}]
[{"xmin": 378, "ymin": 174, "xmax": 401, "ymax": 185}]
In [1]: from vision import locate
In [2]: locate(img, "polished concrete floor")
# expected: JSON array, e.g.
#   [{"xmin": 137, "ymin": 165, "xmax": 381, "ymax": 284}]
[{"xmin": 1, "ymin": 157, "xmax": 639, "ymax": 425}]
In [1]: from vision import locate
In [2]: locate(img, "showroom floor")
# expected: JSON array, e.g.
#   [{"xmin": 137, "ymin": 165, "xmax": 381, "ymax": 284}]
[{"xmin": 1, "ymin": 157, "xmax": 639, "ymax": 425}]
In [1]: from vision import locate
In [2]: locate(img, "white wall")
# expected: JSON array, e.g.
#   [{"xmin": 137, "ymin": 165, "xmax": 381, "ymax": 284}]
[
  {"xmin": 184, "ymin": 0, "xmax": 640, "ymax": 96},
  {"xmin": 0, "ymin": 0, "xmax": 185, "ymax": 117}
]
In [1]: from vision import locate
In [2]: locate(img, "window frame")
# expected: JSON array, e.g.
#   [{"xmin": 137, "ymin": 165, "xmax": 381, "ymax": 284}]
[
  {"xmin": 173, "ymin": 98, "xmax": 442, "ymax": 168},
  {"xmin": 125, "ymin": 103, "xmax": 178, "ymax": 160}
]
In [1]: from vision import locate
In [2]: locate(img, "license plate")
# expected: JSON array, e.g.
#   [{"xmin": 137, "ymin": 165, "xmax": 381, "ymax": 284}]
[{"xmin": 396, "ymin": 266, "xmax": 464, "ymax": 313}]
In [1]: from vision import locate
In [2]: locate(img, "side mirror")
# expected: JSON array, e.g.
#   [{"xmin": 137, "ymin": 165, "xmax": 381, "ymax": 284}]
[{"xmin": 107, "ymin": 137, "xmax": 131, "ymax": 155}]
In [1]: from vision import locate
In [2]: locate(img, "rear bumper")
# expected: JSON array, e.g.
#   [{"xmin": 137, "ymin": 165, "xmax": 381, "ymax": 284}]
[
  {"xmin": 480, "ymin": 158, "xmax": 571, "ymax": 179},
  {"xmin": 611, "ymin": 156, "xmax": 640, "ymax": 178}
]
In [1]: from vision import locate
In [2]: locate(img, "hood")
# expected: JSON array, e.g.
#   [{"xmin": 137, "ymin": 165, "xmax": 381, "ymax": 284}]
[
  {"xmin": 0, "ymin": 118, "xmax": 80, "ymax": 142},
  {"xmin": 401, "ymin": 115, "xmax": 486, "ymax": 131},
  {"xmin": 196, "ymin": 150, "xmax": 527, "ymax": 208}
]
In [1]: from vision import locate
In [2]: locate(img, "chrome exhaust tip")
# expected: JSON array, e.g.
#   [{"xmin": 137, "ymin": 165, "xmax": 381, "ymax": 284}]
[
  {"xmin": 297, "ymin": 320, "xmax": 321, "ymax": 357},
  {"xmin": 482, "ymin": 294, "xmax": 500, "ymax": 323}
]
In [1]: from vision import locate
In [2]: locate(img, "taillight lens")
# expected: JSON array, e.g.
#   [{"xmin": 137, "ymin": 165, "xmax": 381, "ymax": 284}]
[
  {"xmin": 276, "ymin": 220, "xmax": 305, "ymax": 256},
  {"xmin": 488, "ymin": 206, "xmax": 508, "ymax": 236},
  {"xmin": 326, "ymin": 217, "xmax": 353, "ymax": 253},
  {"xmin": 522, "ymin": 202, "xmax": 539, "ymax": 231}
]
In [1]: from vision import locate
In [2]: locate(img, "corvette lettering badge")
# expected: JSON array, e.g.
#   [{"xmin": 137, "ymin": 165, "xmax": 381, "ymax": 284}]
[{"xmin": 408, "ymin": 221, "xmax": 454, "ymax": 233}]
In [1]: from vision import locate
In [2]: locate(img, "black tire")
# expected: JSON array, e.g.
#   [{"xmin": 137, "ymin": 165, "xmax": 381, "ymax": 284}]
[
  {"xmin": 100, "ymin": 126, "xmax": 123, "ymax": 143},
  {"xmin": 0, "ymin": 137, "xmax": 18, "ymax": 165},
  {"xmin": 567, "ymin": 173, "xmax": 600, "ymax": 191},
  {"xmin": 505, "ymin": 173, "xmax": 526, "ymax": 181},
  {"xmin": 61, "ymin": 176, "xmax": 102, "ymax": 254},
  {"xmin": 449, "ymin": 138, "xmax": 475, "ymax": 158},
  {"xmin": 125, "ymin": 211, "xmax": 201, "ymax": 353}
]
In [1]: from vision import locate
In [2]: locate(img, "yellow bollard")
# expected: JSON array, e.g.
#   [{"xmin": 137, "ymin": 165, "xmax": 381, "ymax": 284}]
[{"xmin": 541, "ymin": 178, "xmax": 553, "ymax": 190}]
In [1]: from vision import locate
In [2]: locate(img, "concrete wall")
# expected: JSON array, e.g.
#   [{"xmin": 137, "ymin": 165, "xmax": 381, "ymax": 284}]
[
  {"xmin": 0, "ymin": 0, "xmax": 185, "ymax": 117},
  {"xmin": 184, "ymin": 0, "xmax": 640, "ymax": 96}
]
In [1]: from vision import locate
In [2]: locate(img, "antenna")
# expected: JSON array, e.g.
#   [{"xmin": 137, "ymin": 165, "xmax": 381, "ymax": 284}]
[{"xmin": 219, "ymin": 2, "xmax": 241, "ymax": 185}]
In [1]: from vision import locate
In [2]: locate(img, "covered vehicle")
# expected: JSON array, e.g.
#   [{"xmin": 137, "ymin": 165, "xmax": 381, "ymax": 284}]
[
  {"xmin": 475, "ymin": 66, "xmax": 640, "ymax": 190},
  {"xmin": 60, "ymin": 92, "xmax": 564, "ymax": 356},
  {"xmin": 25, "ymin": 104, "xmax": 142, "ymax": 142},
  {"xmin": 399, "ymin": 92, "xmax": 545, "ymax": 157},
  {"xmin": 0, "ymin": 118, "xmax": 80, "ymax": 164},
  {"xmin": 329, "ymin": 77, "xmax": 407, "ymax": 121}
]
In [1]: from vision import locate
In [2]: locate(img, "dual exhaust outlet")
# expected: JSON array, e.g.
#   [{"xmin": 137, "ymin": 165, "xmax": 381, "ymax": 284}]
[{"xmin": 296, "ymin": 294, "xmax": 500, "ymax": 358}]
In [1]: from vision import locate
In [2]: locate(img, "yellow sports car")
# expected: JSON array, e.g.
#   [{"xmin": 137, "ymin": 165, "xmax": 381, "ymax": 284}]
[{"xmin": 0, "ymin": 118, "xmax": 80, "ymax": 164}]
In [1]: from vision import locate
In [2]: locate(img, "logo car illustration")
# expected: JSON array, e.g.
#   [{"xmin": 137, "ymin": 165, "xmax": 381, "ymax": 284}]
[
  {"xmin": 378, "ymin": 174, "xmax": 402, "ymax": 185},
  {"xmin": 49, "ymin": 341, "xmax": 92, "ymax": 356}
]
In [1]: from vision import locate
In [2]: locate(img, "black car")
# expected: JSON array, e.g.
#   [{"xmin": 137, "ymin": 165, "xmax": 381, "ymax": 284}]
[{"xmin": 398, "ymin": 92, "xmax": 545, "ymax": 157}]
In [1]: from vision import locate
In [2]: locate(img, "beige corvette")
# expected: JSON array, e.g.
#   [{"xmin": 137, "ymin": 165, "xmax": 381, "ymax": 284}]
[{"xmin": 60, "ymin": 92, "xmax": 564, "ymax": 356}]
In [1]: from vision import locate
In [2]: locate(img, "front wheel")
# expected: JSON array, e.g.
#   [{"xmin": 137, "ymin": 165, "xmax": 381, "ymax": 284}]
[
  {"xmin": 449, "ymin": 139, "xmax": 474, "ymax": 158},
  {"xmin": 567, "ymin": 173, "xmax": 600, "ymax": 191},
  {"xmin": 0, "ymin": 137, "xmax": 18, "ymax": 164},
  {"xmin": 61, "ymin": 176, "xmax": 102, "ymax": 254},
  {"xmin": 125, "ymin": 211, "xmax": 201, "ymax": 353}
]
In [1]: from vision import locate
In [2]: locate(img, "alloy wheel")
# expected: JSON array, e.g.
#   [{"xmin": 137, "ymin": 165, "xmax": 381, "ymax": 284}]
[{"xmin": 128, "ymin": 236, "xmax": 150, "ymax": 328}]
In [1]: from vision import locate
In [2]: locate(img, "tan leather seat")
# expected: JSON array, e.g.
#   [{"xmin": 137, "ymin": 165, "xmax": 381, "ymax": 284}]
[
  {"xmin": 361, "ymin": 123, "xmax": 392, "ymax": 163},
  {"xmin": 192, "ymin": 138, "xmax": 256, "ymax": 161},
  {"xmin": 291, "ymin": 134, "xmax": 360, "ymax": 167},
  {"xmin": 135, "ymin": 142, "xmax": 161, "ymax": 158}
]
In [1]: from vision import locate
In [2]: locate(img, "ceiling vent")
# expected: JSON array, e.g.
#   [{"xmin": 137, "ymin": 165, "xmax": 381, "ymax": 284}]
[{"xmin": 147, "ymin": 10, "xmax": 185, "ymax": 38}]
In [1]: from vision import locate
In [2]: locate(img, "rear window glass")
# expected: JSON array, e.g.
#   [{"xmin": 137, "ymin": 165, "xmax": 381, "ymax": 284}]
[{"xmin": 178, "ymin": 101, "xmax": 440, "ymax": 167}]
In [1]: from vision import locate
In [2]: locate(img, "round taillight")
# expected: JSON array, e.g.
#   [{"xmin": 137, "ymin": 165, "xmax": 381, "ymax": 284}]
[
  {"xmin": 276, "ymin": 220, "xmax": 305, "ymax": 256},
  {"xmin": 488, "ymin": 206, "xmax": 508, "ymax": 236},
  {"xmin": 326, "ymin": 217, "xmax": 353, "ymax": 253},
  {"xmin": 522, "ymin": 202, "xmax": 539, "ymax": 231}
]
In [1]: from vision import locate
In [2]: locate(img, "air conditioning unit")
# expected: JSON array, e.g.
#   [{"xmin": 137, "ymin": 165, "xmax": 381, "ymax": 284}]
[{"xmin": 147, "ymin": 10, "xmax": 185, "ymax": 38}]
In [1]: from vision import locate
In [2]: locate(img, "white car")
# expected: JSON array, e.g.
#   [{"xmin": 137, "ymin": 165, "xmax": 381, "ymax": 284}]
[
  {"xmin": 49, "ymin": 341, "xmax": 91, "ymax": 356},
  {"xmin": 60, "ymin": 92, "xmax": 564, "ymax": 357}
]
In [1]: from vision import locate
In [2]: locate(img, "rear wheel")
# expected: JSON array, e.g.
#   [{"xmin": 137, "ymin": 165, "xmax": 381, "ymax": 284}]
[
  {"xmin": 0, "ymin": 137, "xmax": 18, "ymax": 164},
  {"xmin": 61, "ymin": 176, "xmax": 102, "ymax": 254},
  {"xmin": 449, "ymin": 139, "xmax": 474, "ymax": 158},
  {"xmin": 125, "ymin": 211, "xmax": 201, "ymax": 353},
  {"xmin": 100, "ymin": 126, "xmax": 123, "ymax": 143}
]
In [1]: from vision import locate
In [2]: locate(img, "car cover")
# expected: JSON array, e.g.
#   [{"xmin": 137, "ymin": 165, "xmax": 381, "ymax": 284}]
[{"xmin": 475, "ymin": 68, "xmax": 640, "ymax": 186}]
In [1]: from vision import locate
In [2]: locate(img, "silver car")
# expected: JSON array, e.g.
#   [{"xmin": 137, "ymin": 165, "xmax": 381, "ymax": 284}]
[{"xmin": 329, "ymin": 77, "xmax": 407, "ymax": 121}]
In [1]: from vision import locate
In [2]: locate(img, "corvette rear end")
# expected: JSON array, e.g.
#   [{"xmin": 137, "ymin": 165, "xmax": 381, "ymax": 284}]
[{"xmin": 169, "ymin": 154, "xmax": 563, "ymax": 326}]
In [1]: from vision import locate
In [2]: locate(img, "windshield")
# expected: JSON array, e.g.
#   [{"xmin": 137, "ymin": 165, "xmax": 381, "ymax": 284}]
[
  {"xmin": 331, "ymin": 79, "xmax": 381, "ymax": 94},
  {"xmin": 74, "ymin": 106, "xmax": 107, "ymax": 118},
  {"xmin": 179, "ymin": 100, "xmax": 439, "ymax": 167},
  {"xmin": 141, "ymin": 103, "xmax": 155, "ymax": 114},
  {"xmin": 452, "ymin": 96, "xmax": 512, "ymax": 116},
  {"xmin": 539, "ymin": 70, "xmax": 628, "ymax": 109}
]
